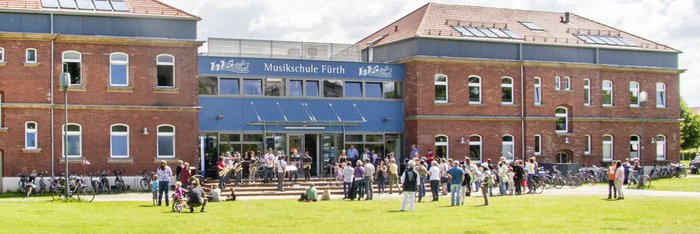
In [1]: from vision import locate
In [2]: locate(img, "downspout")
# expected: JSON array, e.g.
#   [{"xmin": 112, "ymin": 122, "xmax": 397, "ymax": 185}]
[
  {"xmin": 519, "ymin": 44, "xmax": 525, "ymax": 161},
  {"xmin": 50, "ymin": 13, "xmax": 56, "ymax": 177}
]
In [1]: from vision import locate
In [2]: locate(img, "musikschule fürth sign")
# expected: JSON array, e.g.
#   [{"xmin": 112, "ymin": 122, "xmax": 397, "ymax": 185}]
[{"xmin": 204, "ymin": 57, "xmax": 401, "ymax": 79}]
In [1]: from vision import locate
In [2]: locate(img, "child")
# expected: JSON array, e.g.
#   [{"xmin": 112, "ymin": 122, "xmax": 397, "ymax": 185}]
[
  {"xmin": 211, "ymin": 184, "xmax": 221, "ymax": 202},
  {"xmin": 151, "ymin": 175, "xmax": 159, "ymax": 206},
  {"xmin": 334, "ymin": 163, "xmax": 343, "ymax": 186},
  {"xmin": 226, "ymin": 188, "xmax": 237, "ymax": 201},
  {"xmin": 507, "ymin": 168, "xmax": 515, "ymax": 196},
  {"xmin": 174, "ymin": 181, "xmax": 184, "ymax": 201}
]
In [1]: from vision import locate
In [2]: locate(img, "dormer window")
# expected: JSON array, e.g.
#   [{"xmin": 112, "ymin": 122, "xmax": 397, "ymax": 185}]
[{"xmin": 520, "ymin": 21, "xmax": 544, "ymax": 31}]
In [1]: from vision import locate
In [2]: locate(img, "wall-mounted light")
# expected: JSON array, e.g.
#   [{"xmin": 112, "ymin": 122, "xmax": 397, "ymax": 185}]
[
  {"xmin": 563, "ymin": 137, "xmax": 570, "ymax": 144},
  {"xmin": 459, "ymin": 137, "xmax": 466, "ymax": 144},
  {"xmin": 216, "ymin": 115, "xmax": 225, "ymax": 120},
  {"xmin": 383, "ymin": 117, "xmax": 392, "ymax": 123},
  {"xmin": 650, "ymin": 137, "xmax": 655, "ymax": 144},
  {"xmin": 142, "ymin": 127, "xmax": 149, "ymax": 135}
]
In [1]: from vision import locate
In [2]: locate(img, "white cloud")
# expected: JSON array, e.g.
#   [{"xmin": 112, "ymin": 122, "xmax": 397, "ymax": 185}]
[{"xmin": 161, "ymin": 0, "xmax": 700, "ymax": 106}]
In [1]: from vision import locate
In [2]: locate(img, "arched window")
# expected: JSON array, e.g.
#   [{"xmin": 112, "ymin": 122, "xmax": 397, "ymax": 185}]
[
  {"xmin": 630, "ymin": 135, "xmax": 640, "ymax": 160},
  {"xmin": 435, "ymin": 135, "xmax": 448, "ymax": 159},
  {"xmin": 656, "ymin": 135, "xmax": 666, "ymax": 160},
  {"xmin": 157, "ymin": 125, "xmax": 176, "ymax": 158},
  {"xmin": 602, "ymin": 80, "xmax": 613, "ymax": 106},
  {"xmin": 25, "ymin": 48, "xmax": 37, "ymax": 63},
  {"xmin": 156, "ymin": 54, "xmax": 175, "ymax": 88},
  {"xmin": 110, "ymin": 52, "xmax": 129, "ymax": 86},
  {"xmin": 534, "ymin": 77, "xmax": 542, "ymax": 105},
  {"xmin": 62, "ymin": 51, "xmax": 82, "ymax": 85},
  {"xmin": 555, "ymin": 76, "xmax": 561, "ymax": 90},
  {"xmin": 583, "ymin": 79, "xmax": 591, "ymax": 106},
  {"xmin": 534, "ymin": 134, "xmax": 541, "ymax": 155},
  {"xmin": 501, "ymin": 77, "xmax": 513, "ymax": 104},
  {"xmin": 469, "ymin": 135, "xmax": 482, "ymax": 162},
  {"xmin": 434, "ymin": 74, "xmax": 448, "ymax": 103},
  {"xmin": 555, "ymin": 107, "xmax": 568, "ymax": 133},
  {"xmin": 468, "ymin": 76, "xmax": 481, "ymax": 104},
  {"xmin": 656, "ymin": 83, "xmax": 666, "ymax": 108},
  {"xmin": 564, "ymin": 76, "xmax": 571, "ymax": 91},
  {"xmin": 25, "ymin": 122, "xmax": 38, "ymax": 149},
  {"xmin": 602, "ymin": 135, "xmax": 613, "ymax": 162},
  {"xmin": 0, "ymin": 47, "xmax": 4, "ymax": 62},
  {"xmin": 502, "ymin": 135, "xmax": 514, "ymax": 161},
  {"xmin": 584, "ymin": 134, "xmax": 591, "ymax": 155},
  {"xmin": 110, "ymin": 124, "xmax": 129, "ymax": 158},
  {"xmin": 63, "ymin": 124, "xmax": 82, "ymax": 158},
  {"xmin": 629, "ymin": 81, "xmax": 640, "ymax": 107}
]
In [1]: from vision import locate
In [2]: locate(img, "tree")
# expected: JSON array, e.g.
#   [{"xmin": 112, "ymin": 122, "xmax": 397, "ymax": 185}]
[{"xmin": 680, "ymin": 100, "xmax": 700, "ymax": 150}]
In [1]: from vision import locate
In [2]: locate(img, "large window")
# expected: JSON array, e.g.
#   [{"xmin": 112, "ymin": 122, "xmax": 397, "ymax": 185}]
[
  {"xmin": 324, "ymin": 80, "xmax": 343, "ymax": 98},
  {"xmin": 435, "ymin": 135, "xmax": 449, "ymax": 159},
  {"xmin": 366, "ymin": 82, "xmax": 383, "ymax": 98},
  {"xmin": 111, "ymin": 124, "xmax": 129, "ymax": 158},
  {"xmin": 199, "ymin": 76, "xmax": 218, "ymax": 95},
  {"xmin": 555, "ymin": 107, "xmax": 568, "ymax": 133},
  {"xmin": 629, "ymin": 81, "xmax": 640, "ymax": 107},
  {"xmin": 563, "ymin": 77, "xmax": 571, "ymax": 91},
  {"xmin": 157, "ymin": 125, "xmax": 176, "ymax": 158},
  {"xmin": 630, "ymin": 135, "xmax": 640, "ymax": 160},
  {"xmin": 502, "ymin": 135, "xmax": 515, "ymax": 161},
  {"xmin": 656, "ymin": 83, "xmax": 666, "ymax": 108},
  {"xmin": 383, "ymin": 82, "xmax": 402, "ymax": 99},
  {"xmin": 469, "ymin": 76, "xmax": 481, "ymax": 104},
  {"xmin": 243, "ymin": 79, "xmax": 263, "ymax": 95},
  {"xmin": 306, "ymin": 80, "xmax": 320, "ymax": 97},
  {"xmin": 534, "ymin": 77, "xmax": 542, "ymax": 105},
  {"xmin": 289, "ymin": 80, "xmax": 303, "ymax": 96},
  {"xmin": 110, "ymin": 52, "xmax": 129, "ymax": 86},
  {"xmin": 602, "ymin": 80, "xmax": 613, "ymax": 106},
  {"xmin": 555, "ymin": 76, "xmax": 561, "ymax": 91},
  {"xmin": 469, "ymin": 135, "xmax": 482, "ymax": 162},
  {"xmin": 156, "ymin": 54, "xmax": 175, "ymax": 87},
  {"xmin": 25, "ymin": 122, "xmax": 38, "ymax": 149},
  {"xmin": 434, "ymin": 74, "xmax": 448, "ymax": 103},
  {"xmin": 25, "ymin": 48, "xmax": 37, "ymax": 63},
  {"xmin": 584, "ymin": 134, "xmax": 591, "ymax": 155},
  {"xmin": 656, "ymin": 135, "xmax": 666, "ymax": 160},
  {"xmin": 602, "ymin": 135, "xmax": 613, "ymax": 162},
  {"xmin": 62, "ymin": 51, "xmax": 82, "ymax": 85},
  {"xmin": 345, "ymin": 81, "xmax": 363, "ymax": 97},
  {"xmin": 265, "ymin": 78, "xmax": 284, "ymax": 96},
  {"xmin": 502, "ymin": 77, "xmax": 513, "ymax": 104},
  {"xmin": 534, "ymin": 135, "xmax": 541, "ymax": 155},
  {"xmin": 219, "ymin": 78, "xmax": 240, "ymax": 95},
  {"xmin": 583, "ymin": 79, "xmax": 591, "ymax": 106},
  {"xmin": 63, "ymin": 124, "xmax": 82, "ymax": 158}
]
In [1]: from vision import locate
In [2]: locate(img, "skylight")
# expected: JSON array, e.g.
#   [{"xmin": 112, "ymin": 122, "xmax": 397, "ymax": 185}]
[
  {"xmin": 574, "ymin": 34, "xmax": 637, "ymax": 47},
  {"xmin": 110, "ymin": 0, "xmax": 129, "ymax": 12},
  {"xmin": 76, "ymin": 0, "xmax": 95, "ymax": 10},
  {"xmin": 520, "ymin": 21, "xmax": 544, "ymax": 31},
  {"xmin": 40, "ymin": 0, "xmax": 130, "ymax": 12},
  {"xmin": 452, "ymin": 25, "xmax": 522, "ymax": 40},
  {"xmin": 41, "ymin": 0, "xmax": 59, "ymax": 8},
  {"xmin": 58, "ymin": 0, "xmax": 77, "ymax": 9},
  {"xmin": 94, "ymin": 0, "xmax": 112, "ymax": 11}
]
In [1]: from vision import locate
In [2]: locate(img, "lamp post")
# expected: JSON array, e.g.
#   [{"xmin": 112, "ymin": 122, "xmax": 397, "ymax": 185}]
[
  {"xmin": 639, "ymin": 91, "xmax": 648, "ymax": 178},
  {"xmin": 60, "ymin": 72, "xmax": 70, "ymax": 198}
]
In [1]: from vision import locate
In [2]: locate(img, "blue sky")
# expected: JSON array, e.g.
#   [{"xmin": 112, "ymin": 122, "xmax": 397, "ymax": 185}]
[{"xmin": 162, "ymin": 0, "xmax": 700, "ymax": 107}]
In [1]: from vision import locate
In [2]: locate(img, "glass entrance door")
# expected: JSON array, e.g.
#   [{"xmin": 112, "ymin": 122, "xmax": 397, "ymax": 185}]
[{"xmin": 304, "ymin": 135, "xmax": 319, "ymax": 176}]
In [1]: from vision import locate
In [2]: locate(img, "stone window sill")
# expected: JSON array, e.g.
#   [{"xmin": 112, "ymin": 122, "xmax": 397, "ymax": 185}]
[
  {"xmin": 59, "ymin": 158, "xmax": 86, "ymax": 163},
  {"xmin": 154, "ymin": 158, "xmax": 181, "ymax": 163},
  {"xmin": 154, "ymin": 87, "xmax": 179, "ymax": 94},
  {"xmin": 107, "ymin": 86, "xmax": 134, "ymax": 92},
  {"xmin": 22, "ymin": 148, "xmax": 42, "ymax": 154},
  {"xmin": 557, "ymin": 90, "xmax": 574, "ymax": 93},
  {"xmin": 533, "ymin": 104, "xmax": 545, "ymax": 107},
  {"xmin": 500, "ymin": 103, "xmax": 516, "ymax": 106},
  {"xmin": 0, "ymin": 62, "xmax": 6, "ymax": 67},
  {"xmin": 433, "ymin": 102, "xmax": 452, "ymax": 106},
  {"xmin": 108, "ymin": 158, "xmax": 134, "ymax": 164},
  {"xmin": 23, "ymin": 62, "xmax": 40, "ymax": 67},
  {"xmin": 0, "ymin": 127, "xmax": 7, "ymax": 133},
  {"xmin": 468, "ymin": 103, "xmax": 484, "ymax": 106},
  {"xmin": 65, "ymin": 86, "xmax": 86, "ymax": 92}
]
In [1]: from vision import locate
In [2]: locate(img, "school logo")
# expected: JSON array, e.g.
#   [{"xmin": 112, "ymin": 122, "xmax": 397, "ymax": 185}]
[
  {"xmin": 358, "ymin": 65, "xmax": 392, "ymax": 78},
  {"xmin": 210, "ymin": 59, "xmax": 250, "ymax": 74}
]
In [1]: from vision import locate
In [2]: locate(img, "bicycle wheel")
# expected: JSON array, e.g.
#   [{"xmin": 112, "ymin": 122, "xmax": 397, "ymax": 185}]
[
  {"xmin": 140, "ymin": 179, "xmax": 149, "ymax": 192},
  {"xmin": 52, "ymin": 187, "xmax": 64, "ymax": 201},
  {"xmin": 535, "ymin": 181, "xmax": 545, "ymax": 194},
  {"xmin": 100, "ymin": 180, "xmax": 110, "ymax": 194},
  {"xmin": 642, "ymin": 175, "xmax": 651, "ymax": 188},
  {"xmin": 586, "ymin": 177, "xmax": 596, "ymax": 186},
  {"xmin": 554, "ymin": 177, "xmax": 565, "ymax": 189},
  {"xmin": 77, "ymin": 186, "xmax": 96, "ymax": 202}
]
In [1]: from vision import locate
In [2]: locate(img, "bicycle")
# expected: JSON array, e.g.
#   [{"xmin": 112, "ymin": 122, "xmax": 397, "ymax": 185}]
[
  {"xmin": 670, "ymin": 162, "xmax": 687, "ymax": 178},
  {"xmin": 96, "ymin": 170, "xmax": 110, "ymax": 194},
  {"xmin": 171, "ymin": 193, "xmax": 189, "ymax": 213},
  {"xmin": 138, "ymin": 170, "xmax": 154, "ymax": 192},
  {"xmin": 52, "ymin": 174, "xmax": 96, "ymax": 202},
  {"xmin": 627, "ymin": 169, "xmax": 651, "ymax": 189},
  {"xmin": 112, "ymin": 169, "xmax": 128, "ymax": 193}
]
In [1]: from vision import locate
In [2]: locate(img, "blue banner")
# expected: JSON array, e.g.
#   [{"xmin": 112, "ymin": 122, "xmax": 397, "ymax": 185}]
[{"xmin": 199, "ymin": 56, "xmax": 404, "ymax": 80}]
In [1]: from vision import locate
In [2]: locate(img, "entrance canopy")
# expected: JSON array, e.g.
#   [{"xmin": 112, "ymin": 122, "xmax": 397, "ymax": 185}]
[{"xmin": 248, "ymin": 100, "xmax": 366, "ymax": 127}]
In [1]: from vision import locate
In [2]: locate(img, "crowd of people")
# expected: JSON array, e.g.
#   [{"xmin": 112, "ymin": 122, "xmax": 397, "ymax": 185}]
[{"xmin": 153, "ymin": 160, "xmax": 207, "ymax": 213}]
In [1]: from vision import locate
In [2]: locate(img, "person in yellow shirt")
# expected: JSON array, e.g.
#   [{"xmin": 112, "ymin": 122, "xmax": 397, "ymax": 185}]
[{"xmin": 388, "ymin": 158, "xmax": 400, "ymax": 194}]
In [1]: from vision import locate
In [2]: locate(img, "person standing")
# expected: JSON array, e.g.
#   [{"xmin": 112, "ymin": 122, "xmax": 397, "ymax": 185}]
[
  {"xmin": 615, "ymin": 161, "xmax": 625, "ymax": 200},
  {"xmin": 409, "ymin": 144, "xmax": 419, "ymax": 161},
  {"xmin": 607, "ymin": 162, "xmax": 617, "ymax": 200},
  {"xmin": 623, "ymin": 158, "xmax": 631, "ymax": 185},
  {"xmin": 342, "ymin": 162, "xmax": 354, "ymax": 199},
  {"xmin": 175, "ymin": 160, "xmax": 184, "ymax": 182},
  {"xmin": 361, "ymin": 148, "xmax": 371, "ymax": 162},
  {"xmin": 388, "ymin": 158, "xmax": 400, "ymax": 194},
  {"xmin": 498, "ymin": 161, "xmax": 509, "ymax": 196},
  {"xmin": 217, "ymin": 156, "xmax": 227, "ymax": 189},
  {"xmin": 400, "ymin": 161, "xmax": 419, "ymax": 212},
  {"xmin": 416, "ymin": 160, "xmax": 428, "ymax": 202},
  {"xmin": 347, "ymin": 145, "xmax": 359, "ymax": 166},
  {"xmin": 155, "ymin": 160, "xmax": 172, "ymax": 206},
  {"xmin": 439, "ymin": 159, "xmax": 448, "ymax": 195},
  {"xmin": 428, "ymin": 161, "xmax": 441, "ymax": 201},
  {"xmin": 446, "ymin": 161, "xmax": 464, "ymax": 206},
  {"xmin": 302, "ymin": 151, "xmax": 313, "ymax": 182},
  {"xmin": 480, "ymin": 166, "xmax": 492, "ymax": 206},
  {"xmin": 460, "ymin": 164, "xmax": 471, "ymax": 205},
  {"xmin": 513, "ymin": 160, "xmax": 525, "ymax": 195},
  {"xmin": 180, "ymin": 162, "xmax": 192, "ymax": 188},
  {"xmin": 263, "ymin": 148, "xmax": 275, "ymax": 183},
  {"xmin": 363, "ymin": 159, "xmax": 375, "ymax": 200},
  {"xmin": 525, "ymin": 158, "xmax": 536, "ymax": 194},
  {"xmin": 275, "ymin": 155, "xmax": 287, "ymax": 192},
  {"xmin": 338, "ymin": 150, "xmax": 348, "ymax": 165},
  {"xmin": 352, "ymin": 160, "xmax": 365, "ymax": 200},
  {"xmin": 425, "ymin": 149, "xmax": 435, "ymax": 168},
  {"xmin": 376, "ymin": 160, "xmax": 388, "ymax": 195},
  {"xmin": 288, "ymin": 149, "xmax": 300, "ymax": 182}
]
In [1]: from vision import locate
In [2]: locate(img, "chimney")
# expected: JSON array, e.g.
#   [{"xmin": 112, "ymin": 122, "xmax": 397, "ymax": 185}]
[{"xmin": 564, "ymin": 12, "xmax": 570, "ymax": 24}]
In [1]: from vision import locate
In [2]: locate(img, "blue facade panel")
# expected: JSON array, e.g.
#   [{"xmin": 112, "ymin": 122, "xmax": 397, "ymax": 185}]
[
  {"xmin": 522, "ymin": 44, "xmax": 596, "ymax": 64},
  {"xmin": 416, "ymin": 38, "xmax": 519, "ymax": 60},
  {"xmin": 0, "ymin": 13, "xmax": 50, "ymax": 33},
  {"xmin": 599, "ymin": 49, "xmax": 677, "ymax": 68}
]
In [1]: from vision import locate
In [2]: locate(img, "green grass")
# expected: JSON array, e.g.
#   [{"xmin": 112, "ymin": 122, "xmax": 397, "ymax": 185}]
[
  {"xmin": 0, "ymin": 196, "xmax": 698, "ymax": 234},
  {"xmin": 647, "ymin": 176, "xmax": 700, "ymax": 192}
]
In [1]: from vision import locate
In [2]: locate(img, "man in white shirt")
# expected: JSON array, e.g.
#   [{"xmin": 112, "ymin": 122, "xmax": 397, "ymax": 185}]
[
  {"xmin": 428, "ymin": 161, "xmax": 441, "ymax": 201},
  {"xmin": 263, "ymin": 148, "xmax": 276, "ymax": 183},
  {"xmin": 361, "ymin": 148, "xmax": 370, "ymax": 162},
  {"xmin": 363, "ymin": 159, "xmax": 376, "ymax": 200},
  {"xmin": 342, "ymin": 162, "xmax": 354, "ymax": 199},
  {"xmin": 275, "ymin": 154, "xmax": 287, "ymax": 192}
]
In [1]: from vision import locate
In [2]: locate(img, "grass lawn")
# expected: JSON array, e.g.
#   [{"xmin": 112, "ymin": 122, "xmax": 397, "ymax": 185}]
[
  {"xmin": 0, "ymin": 195, "xmax": 698, "ymax": 234},
  {"xmin": 647, "ymin": 176, "xmax": 700, "ymax": 192}
]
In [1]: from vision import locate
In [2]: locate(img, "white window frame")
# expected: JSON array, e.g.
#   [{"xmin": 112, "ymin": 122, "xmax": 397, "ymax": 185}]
[
  {"xmin": 555, "ymin": 76, "xmax": 561, "ymax": 91},
  {"xmin": 110, "ymin": 124, "xmax": 130, "ymax": 158},
  {"xmin": 0, "ymin": 94, "xmax": 3, "ymax": 129},
  {"xmin": 534, "ymin": 77, "xmax": 542, "ymax": 105},
  {"xmin": 25, "ymin": 48, "xmax": 37, "ymax": 63},
  {"xmin": 501, "ymin": 76, "xmax": 514, "ymax": 105},
  {"xmin": 157, "ymin": 124, "xmax": 176, "ymax": 158},
  {"xmin": 629, "ymin": 81, "xmax": 640, "ymax": 107},
  {"xmin": 656, "ymin": 83, "xmax": 666, "ymax": 108},
  {"xmin": 502, "ymin": 134, "xmax": 515, "ymax": 161},
  {"xmin": 555, "ymin": 107, "xmax": 568, "ymax": 133},
  {"xmin": 534, "ymin": 134, "xmax": 541, "ymax": 155},
  {"xmin": 434, "ymin": 74, "xmax": 448, "ymax": 103},
  {"xmin": 0, "ymin": 47, "xmax": 4, "ymax": 62},
  {"xmin": 602, "ymin": 134, "xmax": 613, "ymax": 162},
  {"xmin": 25, "ymin": 121, "xmax": 38, "ymax": 149},
  {"xmin": 584, "ymin": 134, "xmax": 591, "ymax": 155},
  {"xmin": 656, "ymin": 135, "xmax": 666, "ymax": 160},
  {"xmin": 469, "ymin": 135, "xmax": 482, "ymax": 162},
  {"xmin": 583, "ymin": 79, "xmax": 591, "ymax": 106},
  {"xmin": 62, "ymin": 123, "xmax": 82, "ymax": 158},
  {"xmin": 602, "ymin": 80, "xmax": 613, "ymax": 107},
  {"xmin": 109, "ymin": 52, "xmax": 129, "ymax": 87},
  {"xmin": 564, "ymin": 76, "xmax": 571, "ymax": 91},
  {"xmin": 62, "ymin": 51, "xmax": 82, "ymax": 86},
  {"xmin": 435, "ymin": 134, "xmax": 449, "ymax": 159},
  {"xmin": 630, "ymin": 135, "xmax": 640, "ymax": 160},
  {"xmin": 156, "ymin": 54, "xmax": 176, "ymax": 88},
  {"xmin": 468, "ymin": 75, "xmax": 481, "ymax": 104}
]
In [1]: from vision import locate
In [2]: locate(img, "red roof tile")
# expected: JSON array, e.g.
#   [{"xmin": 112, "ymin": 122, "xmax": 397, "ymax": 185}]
[{"xmin": 0, "ymin": 0, "xmax": 199, "ymax": 20}]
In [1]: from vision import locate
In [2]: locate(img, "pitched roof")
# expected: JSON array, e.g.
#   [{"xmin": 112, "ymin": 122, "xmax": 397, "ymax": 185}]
[
  {"xmin": 0, "ymin": 0, "xmax": 199, "ymax": 20},
  {"xmin": 357, "ymin": 3, "xmax": 677, "ymax": 52}
]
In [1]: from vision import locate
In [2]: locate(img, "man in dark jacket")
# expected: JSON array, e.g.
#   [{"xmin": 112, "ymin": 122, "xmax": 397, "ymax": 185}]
[{"xmin": 400, "ymin": 161, "xmax": 419, "ymax": 211}]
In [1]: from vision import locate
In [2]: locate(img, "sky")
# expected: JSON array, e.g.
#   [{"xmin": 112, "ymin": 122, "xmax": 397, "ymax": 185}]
[{"xmin": 161, "ymin": 0, "xmax": 700, "ymax": 106}]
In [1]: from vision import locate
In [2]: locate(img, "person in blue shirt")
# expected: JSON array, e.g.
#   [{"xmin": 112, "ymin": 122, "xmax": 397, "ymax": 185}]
[
  {"xmin": 446, "ymin": 161, "xmax": 465, "ymax": 206},
  {"xmin": 151, "ymin": 175, "xmax": 159, "ymax": 206},
  {"xmin": 347, "ymin": 145, "xmax": 359, "ymax": 165}
]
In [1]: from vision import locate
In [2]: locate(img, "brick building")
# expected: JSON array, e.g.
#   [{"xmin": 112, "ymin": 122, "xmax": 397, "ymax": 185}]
[
  {"xmin": 0, "ymin": 0, "xmax": 200, "ymax": 191},
  {"xmin": 357, "ymin": 3, "xmax": 681, "ymax": 166}
]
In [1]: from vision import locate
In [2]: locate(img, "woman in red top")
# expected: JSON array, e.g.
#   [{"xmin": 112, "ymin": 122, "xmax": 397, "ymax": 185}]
[
  {"xmin": 180, "ymin": 162, "xmax": 192, "ymax": 187},
  {"xmin": 217, "ymin": 156, "xmax": 226, "ymax": 189}
]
